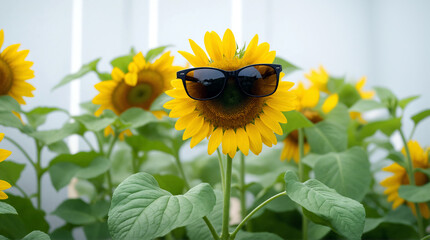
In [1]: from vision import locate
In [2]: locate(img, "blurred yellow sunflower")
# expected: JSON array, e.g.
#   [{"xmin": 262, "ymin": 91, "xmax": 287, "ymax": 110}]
[
  {"xmin": 350, "ymin": 76, "xmax": 375, "ymax": 123},
  {"xmin": 0, "ymin": 29, "xmax": 35, "ymax": 105},
  {"xmin": 281, "ymin": 82, "xmax": 338, "ymax": 163},
  {"xmin": 0, "ymin": 133, "xmax": 12, "ymax": 199},
  {"xmin": 164, "ymin": 29, "xmax": 297, "ymax": 158},
  {"xmin": 305, "ymin": 65, "xmax": 329, "ymax": 94},
  {"xmin": 92, "ymin": 51, "xmax": 181, "ymax": 139},
  {"xmin": 381, "ymin": 140, "xmax": 430, "ymax": 219}
]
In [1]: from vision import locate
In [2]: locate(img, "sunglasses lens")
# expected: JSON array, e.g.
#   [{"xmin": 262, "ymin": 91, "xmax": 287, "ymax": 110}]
[
  {"xmin": 184, "ymin": 69, "xmax": 225, "ymax": 100},
  {"xmin": 237, "ymin": 65, "xmax": 278, "ymax": 96}
]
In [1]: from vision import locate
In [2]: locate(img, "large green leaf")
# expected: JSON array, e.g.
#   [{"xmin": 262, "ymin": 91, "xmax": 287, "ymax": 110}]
[
  {"xmin": 28, "ymin": 122, "xmax": 83, "ymax": 145},
  {"xmin": 52, "ymin": 199, "xmax": 108, "ymax": 225},
  {"xmin": 349, "ymin": 99, "xmax": 385, "ymax": 112},
  {"xmin": 145, "ymin": 45, "xmax": 171, "ymax": 62},
  {"xmin": 327, "ymin": 76, "xmax": 345, "ymax": 93},
  {"xmin": 22, "ymin": 231, "xmax": 50, "ymax": 240},
  {"xmin": 52, "ymin": 58, "xmax": 100, "ymax": 90},
  {"xmin": 398, "ymin": 183, "xmax": 430, "ymax": 203},
  {"xmin": 363, "ymin": 206, "xmax": 415, "ymax": 233},
  {"xmin": 73, "ymin": 110, "xmax": 117, "ymax": 132},
  {"xmin": 324, "ymin": 103, "xmax": 350, "ymax": 128},
  {"xmin": 153, "ymin": 174, "xmax": 185, "ymax": 195},
  {"xmin": 119, "ymin": 108, "xmax": 157, "ymax": 130},
  {"xmin": 83, "ymin": 222, "xmax": 110, "ymax": 240},
  {"xmin": 0, "ymin": 111, "xmax": 23, "ymax": 129},
  {"xmin": 398, "ymin": 95, "xmax": 419, "ymax": 110},
  {"xmin": 186, "ymin": 190, "xmax": 223, "ymax": 240},
  {"xmin": 358, "ymin": 118, "xmax": 401, "ymax": 139},
  {"xmin": 411, "ymin": 109, "xmax": 430, "ymax": 126},
  {"xmin": 281, "ymin": 111, "xmax": 313, "ymax": 135},
  {"xmin": 273, "ymin": 57, "xmax": 300, "ymax": 75},
  {"xmin": 0, "ymin": 194, "xmax": 49, "ymax": 239},
  {"xmin": 338, "ymin": 84, "xmax": 361, "ymax": 108},
  {"xmin": 0, "ymin": 202, "xmax": 17, "ymax": 215},
  {"xmin": 0, "ymin": 161, "xmax": 25, "ymax": 185},
  {"xmin": 0, "ymin": 96, "xmax": 21, "ymax": 112},
  {"xmin": 49, "ymin": 152, "xmax": 110, "ymax": 191},
  {"xmin": 125, "ymin": 134, "xmax": 173, "ymax": 155},
  {"xmin": 284, "ymin": 171, "xmax": 365, "ymax": 240},
  {"xmin": 108, "ymin": 172, "xmax": 216, "ymax": 239},
  {"xmin": 304, "ymin": 121, "xmax": 347, "ymax": 154},
  {"xmin": 313, "ymin": 147, "xmax": 371, "ymax": 201},
  {"xmin": 24, "ymin": 107, "xmax": 67, "ymax": 128}
]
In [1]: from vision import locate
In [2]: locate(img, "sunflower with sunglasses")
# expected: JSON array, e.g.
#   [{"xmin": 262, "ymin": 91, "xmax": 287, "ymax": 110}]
[{"xmin": 164, "ymin": 29, "xmax": 296, "ymax": 158}]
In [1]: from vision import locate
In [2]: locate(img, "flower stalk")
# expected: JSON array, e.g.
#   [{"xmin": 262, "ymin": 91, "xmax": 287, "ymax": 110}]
[
  {"xmin": 298, "ymin": 128, "xmax": 308, "ymax": 240},
  {"xmin": 221, "ymin": 154, "xmax": 233, "ymax": 240}
]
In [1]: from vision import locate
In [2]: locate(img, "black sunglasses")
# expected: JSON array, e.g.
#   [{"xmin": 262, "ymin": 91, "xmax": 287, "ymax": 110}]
[{"xmin": 176, "ymin": 64, "xmax": 282, "ymax": 101}]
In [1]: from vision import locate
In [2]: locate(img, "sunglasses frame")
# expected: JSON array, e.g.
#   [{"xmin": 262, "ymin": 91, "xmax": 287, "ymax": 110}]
[{"xmin": 176, "ymin": 63, "xmax": 282, "ymax": 101}]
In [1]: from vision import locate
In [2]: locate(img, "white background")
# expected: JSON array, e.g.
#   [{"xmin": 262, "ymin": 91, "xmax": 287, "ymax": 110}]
[{"xmin": 1, "ymin": 0, "xmax": 430, "ymax": 235}]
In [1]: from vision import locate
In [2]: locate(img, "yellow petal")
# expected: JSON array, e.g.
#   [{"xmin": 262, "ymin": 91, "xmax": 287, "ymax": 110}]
[
  {"xmin": 190, "ymin": 121, "xmax": 210, "ymax": 148},
  {"xmin": 104, "ymin": 125, "xmax": 114, "ymax": 137},
  {"xmin": 392, "ymin": 197, "xmax": 405, "ymax": 209},
  {"xmin": 222, "ymin": 29, "xmax": 236, "ymax": 59},
  {"xmin": 255, "ymin": 118, "xmax": 277, "ymax": 145},
  {"xmin": 0, "ymin": 191, "xmax": 8, "ymax": 200},
  {"xmin": 178, "ymin": 51, "xmax": 205, "ymax": 67},
  {"xmin": 168, "ymin": 101, "xmax": 196, "ymax": 118},
  {"xmin": 222, "ymin": 128, "xmax": 237, "ymax": 157},
  {"xmin": 0, "ymin": 180, "xmax": 11, "ymax": 191},
  {"xmin": 133, "ymin": 52, "xmax": 146, "ymax": 69},
  {"xmin": 301, "ymin": 87, "xmax": 319, "ymax": 108},
  {"xmin": 246, "ymin": 123, "xmax": 262, "ymax": 155},
  {"xmin": 0, "ymin": 29, "xmax": 4, "ymax": 50},
  {"xmin": 111, "ymin": 67, "xmax": 124, "ymax": 81},
  {"xmin": 236, "ymin": 128, "xmax": 249, "ymax": 156},
  {"xmin": 263, "ymin": 106, "xmax": 287, "ymax": 123},
  {"xmin": 189, "ymin": 39, "xmax": 209, "ymax": 65},
  {"xmin": 0, "ymin": 149, "xmax": 12, "ymax": 162},
  {"xmin": 208, "ymin": 128, "xmax": 223, "ymax": 155},
  {"xmin": 259, "ymin": 113, "xmax": 283, "ymax": 135},
  {"xmin": 124, "ymin": 73, "xmax": 138, "ymax": 86},
  {"xmin": 322, "ymin": 94, "xmax": 339, "ymax": 114},
  {"xmin": 204, "ymin": 31, "xmax": 222, "ymax": 62},
  {"xmin": 174, "ymin": 111, "xmax": 199, "ymax": 130},
  {"xmin": 0, "ymin": 133, "xmax": 4, "ymax": 142},
  {"xmin": 183, "ymin": 116, "xmax": 204, "ymax": 140},
  {"xmin": 242, "ymin": 34, "xmax": 258, "ymax": 62}
]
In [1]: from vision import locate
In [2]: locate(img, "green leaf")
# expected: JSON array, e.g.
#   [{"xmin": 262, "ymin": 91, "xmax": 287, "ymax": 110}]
[
  {"xmin": 24, "ymin": 107, "xmax": 67, "ymax": 128},
  {"xmin": 110, "ymin": 54, "xmax": 133, "ymax": 73},
  {"xmin": 0, "ymin": 96, "xmax": 21, "ymax": 112},
  {"xmin": 0, "ymin": 194, "xmax": 49, "ymax": 239},
  {"xmin": 145, "ymin": 45, "xmax": 171, "ymax": 62},
  {"xmin": 0, "ymin": 112, "xmax": 23, "ymax": 129},
  {"xmin": 52, "ymin": 199, "xmax": 97, "ymax": 225},
  {"xmin": 22, "ymin": 231, "xmax": 50, "ymax": 240},
  {"xmin": 50, "ymin": 225, "xmax": 73, "ymax": 240},
  {"xmin": 80, "ymin": 101, "xmax": 99, "ymax": 114},
  {"xmin": 49, "ymin": 152, "xmax": 110, "ymax": 190},
  {"xmin": 47, "ymin": 140, "xmax": 70, "ymax": 154},
  {"xmin": 327, "ymin": 76, "xmax": 345, "ymax": 93},
  {"xmin": 125, "ymin": 134, "xmax": 172, "ymax": 155},
  {"xmin": 358, "ymin": 118, "xmax": 401, "ymax": 139},
  {"xmin": 386, "ymin": 151, "xmax": 406, "ymax": 168},
  {"xmin": 52, "ymin": 58, "xmax": 100, "ymax": 90},
  {"xmin": 97, "ymin": 72, "xmax": 112, "ymax": 81},
  {"xmin": 281, "ymin": 111, "xmax": 313, "ymax": 135},
  {"xmin": 0, "ymin": 161, "xmax": 25, "ymax": 185},
  {"xmin": 284, "ymin": 171, "xmax": 365, "ymax": 240},
  {"xmin": 307, "ymin": 222, "xmax": 330, "ymax": 240},
  {"xmin": 338, "ymin": 84, "xmax": 361, "ymax": 108},
  {"xmin": 374, "ymin": 87, "xmax": 398, "ymax": 113},
  {"xmin": 150, "ymin": 93, "xmax": 172, "ymax": 111},
  {"xmin": 0, "ymin": 202, "xmax": 17, "ymax": 215},
  {"xmin": 108, "ymin": 172, "xmax": 216, "ymax": 240},
  {"xmin": 304, "ymin": 121, "xmax": 347, "ymax": 154},
  {"xmin": 399, "ymin": 95, "xmax": 419, "ymax": 109},
  {"xmin": 83, "ymin": 222, "xmax": 110, "ymax": 240},
  {"xmin": 73, "ymin": 111, "xmax": 117, "ymax": 132},
  {"xmin": 364, "ymin": 206, "xmax": 415, "ymax": 233},
  {"xmin": 28, "ymin": 122, "xmax": 83, "ymax": 145},
  {"xmin": 411, "ymin": 109, "xmax": 430, "ymax": 126},
  {"xmin": 273, "ymin": 57, "xmax": 300, "ymax": 75},
  {"xmin": 349, "ymin": 99, "xmax": 385, "ymax": 112},
  {"xmin": 324, "ymin": 103, "xmax": 350, "ymax": 128},
  {"xmin": 119, "ymin": 108, "xmax": 157, "ymax": 130},
  {"xmin": 153, "ymin": 174, "xmax": 185, "ymax": 195},
  {"xmin": 314, "ymin": 147, "xmax": 371, "ymax": 201},
  {"xmin": 416, "ymin": 168, "xmax": 430, "ymax": 177},
  {"xmin": 186, "ymin": 190, "xmax": 223, "ymax": 240},
  {"xmin": 236, "ymin": 232, "xmax": 283, "ymax": 240},
  {"xmin": 398, "ymin": 183, "xmax": 430, "ymax": 203}
]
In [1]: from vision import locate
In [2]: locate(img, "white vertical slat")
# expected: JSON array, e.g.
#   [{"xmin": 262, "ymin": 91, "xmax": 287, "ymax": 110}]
[
  {"xmin": 148, "ymin": 0, "xmax": 159, "ymax": 48},
  {"xmin": 231, "ymin": 0, "xmax": 243, "ymax": 45},
  {"xmin": 68, "ymin": 0, "xmax": 83, "ymax": 155}
]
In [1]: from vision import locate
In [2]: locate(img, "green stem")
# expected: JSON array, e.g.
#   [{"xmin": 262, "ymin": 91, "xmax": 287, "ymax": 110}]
[
  {"xmin": 132, "ymin": 150, "xmax": 139, "ymax": 173},
  {"xmin": 230, "ymin": 192, "xmax": 287, "ymax": 239},
  {"xmin": 105, "ymin": 133, "xmax": 118, "ymax": 198},
  {"xmin": 239, "ymin": 153, "xmax": 246, "ymax": 222},
  {"xmin": 81, "ymin": 136, "xmax": 96, "ymax": 152},
  {"xmin": 174, "ymin": 154, "xmax": 190, "ymax": 189},
  {"xmin": 95, "ymin": 131, "xmax": 105, "ymax": 155},
  {"xmin": 4, "ymin": 136, "xmax": 35, "ymax": 168},
  {"xmin": 221, "ymin": 155, "xmax": 233, "ymax": 240},
  {"xmin": 409, "ymin": 124, "xmax": 417, "ymax": 140},
  {"xmin": 399, "ymin": 129, "xmax": 425, "ymax": 238},
  {"xmin": 298, "ymin": 128, "xmax": 308, "ymax": 240},
  {"xmin": 203, "ymin": 216, "xmax": 221, "ymax": 240},
  {"xmin": 14, "ymin": 184, "xmax": 29, "ymax": 198},
  {"xmin": 217, "ymin": 148, "xmax": 226, "ymax": 194},
  {"xmin": 35, "ymin": 140, "xmax": 43, "ymax": 210}
]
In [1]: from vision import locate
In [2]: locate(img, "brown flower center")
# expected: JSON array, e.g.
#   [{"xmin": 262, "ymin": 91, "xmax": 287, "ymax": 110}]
[
  {"xmin": 196, "ymin": 79, "xmax": 265, "ymax": 129},
  {"xmin": 112, "ymin": 70, "xmax": 164, "ymax": 113},
  {"xmin": 287, "ymin": 109, "xmax": 324, "ymax": 143},
  {"xmin": 0, "ymin": 57, "xmax": 13, "ymax": 95}
]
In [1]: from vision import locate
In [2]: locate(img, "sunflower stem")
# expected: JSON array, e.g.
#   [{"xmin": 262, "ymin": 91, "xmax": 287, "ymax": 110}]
[
  {"xmin": 174, "ymin": 154, "xmax": 190, "ymax": 189},
  {"xmin": 221, "ymin": 154, "xmax": 233, "ymax": 240},
  {"xmin": 230, "ymin": 192, "xmax": 287, "ymax": 239},
  {"xmin": 217, "ymin": 148, "xmax": 226, "ymax": 194},
  {"xmin": 4, "ymin": 136, "xmax": 36, "ymax": 168},
  {"xmin": 298, "ymin": 128, "xmax": 308, "ymax": 240},
  {"xmin": 399, "ymin": 129, "xmax": 425, "ymax": 238},
  {"xmin": 81, "ymin": 135, "xmax": 96, "ymax": 152},
  {"xmin": 239, "ymin": 153, "xmax": 247, "ymax": 223},
  {"xmin": 104, "ymin": 132, "xmax": 118, "ymax": 198},
  {"xmin": 35, "ymin": 140, "xmax": 43, "ymax": 210}
]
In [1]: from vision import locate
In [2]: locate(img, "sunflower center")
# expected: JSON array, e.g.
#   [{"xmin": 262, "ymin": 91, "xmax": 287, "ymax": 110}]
[
  {"xmin": 111, "ymin": 70, "xmax": 164, "ymax": 113},
  {"xmin": 287, "ymin": 109, "xmax": 324, "ymax": 143},
  {"xmin": 0, "ymin": 57, "xmax": 13, "ymax": 95},
  {"xmin": 196, "ymin": 79, "xmax": 265, "ymax": 129}
]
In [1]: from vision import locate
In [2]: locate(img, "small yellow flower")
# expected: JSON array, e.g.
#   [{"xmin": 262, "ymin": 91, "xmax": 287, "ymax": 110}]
[
  {"xmin": 281, "ymin": 82, "xmax": 338, "ymax": 163},
  {"xmin": 381, "ymin": 140, "xmax": 430, "ymax": 219},
  {"xmin": 0, "ymin": 133, "xmax": 12, "ymax": 199},
  {"xmin": 304, "ymin": 65, "xmax": 329, "ymax": 94},
  {"xmin": 164, "ymin": 29, "xmax": 297, "ymax": 158},
  {"xmin": 104, "ymin": 125, "xmax": 132, "ymax": 141},
  {"xmin": 350, "ymin": 76, "xmax": 375, "ymax": 123},
  {"xmin": 0, "ymin": 29, "xmax": 35, "ymax": 105}
]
